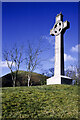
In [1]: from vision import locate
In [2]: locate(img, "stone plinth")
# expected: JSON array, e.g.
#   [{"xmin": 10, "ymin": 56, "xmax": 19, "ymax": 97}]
[{"xmin": 47, "ymin": 76, "xmax": 72, "ymax": 85}]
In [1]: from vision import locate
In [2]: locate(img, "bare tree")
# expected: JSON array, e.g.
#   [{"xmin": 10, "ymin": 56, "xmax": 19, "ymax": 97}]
[
  {"xmin": 65, "ymin": 65, "xmax": 79, "ymax": 85},
  {"xmin": 13, "ymin": 46, "xmax": 24, "ymax": 85},
  {"xmin": 3, "ymin": 45, "xmax": 24, "ymax": 87},
  {"xmin": 25, "ymin": 42, "xmax": 42, "ymax": 87},
  {"xmin": 76, "ymin": 66, "xmax": 80, "ymax": 84},
  {"xmin": 3, "ymin": 48, "xmax": 15, "ymax": 87}
]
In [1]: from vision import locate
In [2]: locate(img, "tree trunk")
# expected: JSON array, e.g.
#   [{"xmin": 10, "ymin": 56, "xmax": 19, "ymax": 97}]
[
  {"xmin": 11, "ymin": 73, "xmax": 15, "ymax": 87},
  {"xmin": 28, "ymin": 74, "xmax": 31, "ymax": 87},
  {"xmin": 13, "ymin": 70, "xmax": 18, "ymax": 87},
  {"xmin": 13, "ymin": 79, "xmax": 15, "ymax": 87},
  {"xmin": 15, "ymin": 70, "xmax": 18, "ymax": 86},
  {"xmin": 11, "ymin": 71, "xmax": 15, "ymax": 87}
]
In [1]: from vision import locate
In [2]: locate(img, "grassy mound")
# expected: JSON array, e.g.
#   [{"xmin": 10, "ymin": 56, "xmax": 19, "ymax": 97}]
[
  {"xmin": 1, "ymin": 71, "xmax": 48, "ymax": 87},
  {"xmin": 2, "ymin": 85, "xmax": 78, "ymax": 119}
]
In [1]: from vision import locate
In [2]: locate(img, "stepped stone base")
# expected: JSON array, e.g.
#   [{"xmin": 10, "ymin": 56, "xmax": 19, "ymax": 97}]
[{"xmin": 47, "ymin": 75, "xmax": 72, "ymax": 85}]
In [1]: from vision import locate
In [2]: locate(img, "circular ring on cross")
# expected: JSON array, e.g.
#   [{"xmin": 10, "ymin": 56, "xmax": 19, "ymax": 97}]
[{"xmin": 53, "ymin": 21, "xmax": 63, "ymax": 36}]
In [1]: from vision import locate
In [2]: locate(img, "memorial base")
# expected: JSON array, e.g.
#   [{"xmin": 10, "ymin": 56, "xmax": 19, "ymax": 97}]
[{"xmin": 47, "ymin": 75, "xmax": 72, "ymax": 85}]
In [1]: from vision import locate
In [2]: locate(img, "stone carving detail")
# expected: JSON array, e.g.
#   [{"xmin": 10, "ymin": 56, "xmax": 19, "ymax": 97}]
[{"xmin": 51, "ymin": 21, "xmax": 63, "ymax": 36}]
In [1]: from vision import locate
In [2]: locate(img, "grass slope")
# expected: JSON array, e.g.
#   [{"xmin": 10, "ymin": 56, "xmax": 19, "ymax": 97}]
[{"xmin": 2, "ymin": 85, "xmax": 78, "ymax": 119}]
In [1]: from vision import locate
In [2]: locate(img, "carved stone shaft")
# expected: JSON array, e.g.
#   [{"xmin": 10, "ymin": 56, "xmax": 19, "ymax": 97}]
[{"xmin": 47, "ymin": 13, "xmax": 72, "ymax": 85}]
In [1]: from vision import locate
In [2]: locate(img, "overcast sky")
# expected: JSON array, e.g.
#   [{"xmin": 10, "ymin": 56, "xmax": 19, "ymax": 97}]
[{"xmin": 1, "ymin": 2, "xmax": 79, "ymax": 77}]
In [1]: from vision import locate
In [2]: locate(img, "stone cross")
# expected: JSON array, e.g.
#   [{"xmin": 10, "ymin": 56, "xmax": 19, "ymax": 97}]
[
  {"xmin": 50, "ymin": 13, "xmax": 69, "ymax": 76},
  {"xmin": 47, "ymin": 13, "xmax": 72, "ymax": 85}
]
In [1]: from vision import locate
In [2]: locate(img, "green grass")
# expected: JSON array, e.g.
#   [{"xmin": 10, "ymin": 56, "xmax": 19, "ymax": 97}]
[{"xmin": 1, "ymin": 85, "xmax": 78, "ymax": 119}]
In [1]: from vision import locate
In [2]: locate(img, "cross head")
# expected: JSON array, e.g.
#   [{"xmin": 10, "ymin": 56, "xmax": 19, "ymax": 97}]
[{"xmin": 50, "ymin": 13, "xmax": 70, "ymax": 36}]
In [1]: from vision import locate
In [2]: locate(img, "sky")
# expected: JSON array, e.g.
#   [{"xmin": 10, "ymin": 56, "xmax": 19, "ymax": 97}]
[{"xmin": 0, "ymin": 2, "xmax": 79, "ymax": 77}]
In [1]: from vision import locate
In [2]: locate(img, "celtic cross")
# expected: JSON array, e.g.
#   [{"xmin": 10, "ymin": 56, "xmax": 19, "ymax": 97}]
[
  {"xmin": 47, "ymin": 13, "xmax": 72, "ymax": 85},
  {"xmin": 50, "ymin": 13, "xmax": 70, "ymax": 76}
]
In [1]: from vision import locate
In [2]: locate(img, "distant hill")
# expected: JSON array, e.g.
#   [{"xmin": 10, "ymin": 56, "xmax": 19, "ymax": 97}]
[{"xmin": 0, "ymin": 71, "xmax": 49, "ymax": 87}]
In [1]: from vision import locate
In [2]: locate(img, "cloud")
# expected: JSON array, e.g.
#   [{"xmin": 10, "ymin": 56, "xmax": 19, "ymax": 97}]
[
  {"xmin": 67, "ymin": 65, "xmax": 77, "ymax": 71},
  {"xmin": 0, "ymin": 60, "xmax": 15, "ymax": 67},
  {"xmin": 50, "ymin": 57, "xmax": 55, "ymax": 62},
  {"xmin": 64, "ymin": 53, "xmax": 76, "ymax": 62},
  {"xmin": 50, "ymin": 54, "xmax": 76, "ymax": 63},
  {"xmin": 41, "ymin": 35, "xmax": 54, "ymax": 45},
  {"xmin": 71, "ymin": 44, "xmax": 80, "ymax": 52}
]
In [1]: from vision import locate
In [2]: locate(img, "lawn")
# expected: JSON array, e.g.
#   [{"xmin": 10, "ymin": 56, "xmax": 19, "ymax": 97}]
[{"xmin": 1, "ymin": 85, "xmax": 78, "ymax": 119}]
